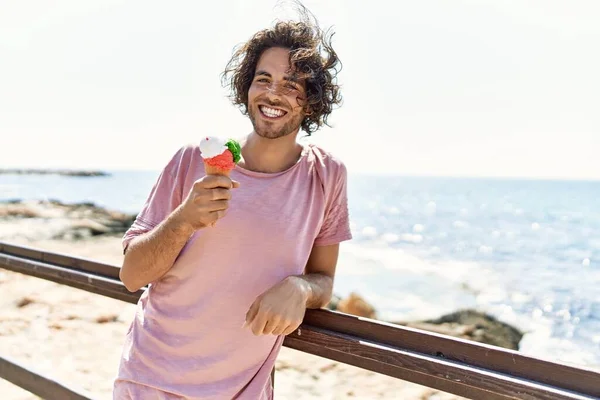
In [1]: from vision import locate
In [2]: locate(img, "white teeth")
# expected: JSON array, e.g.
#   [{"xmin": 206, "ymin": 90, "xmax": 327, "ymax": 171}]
[{"xmin": 260, "ymin": 106, "xmax": 285, "ymax": 118}]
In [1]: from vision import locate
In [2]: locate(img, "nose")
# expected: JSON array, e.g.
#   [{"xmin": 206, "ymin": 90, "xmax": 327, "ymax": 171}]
[
  {"xmin": 263, "ymin": 86, "xmax": 284, "ymax": 105},
  {"xmin": 265, "ymin": 82, "xmax": 288, "ymax": 96}
]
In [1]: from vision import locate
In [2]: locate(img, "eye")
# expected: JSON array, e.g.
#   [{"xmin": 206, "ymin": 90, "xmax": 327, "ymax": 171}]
[{"xmin": 256, "ymin": 78, "xmax": 269, "ymax": 83}]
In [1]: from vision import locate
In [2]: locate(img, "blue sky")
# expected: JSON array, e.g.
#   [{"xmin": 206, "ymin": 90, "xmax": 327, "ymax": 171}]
[{"xmin": 1, "ymin": 0, "xmax": 599, "ymax": 179}]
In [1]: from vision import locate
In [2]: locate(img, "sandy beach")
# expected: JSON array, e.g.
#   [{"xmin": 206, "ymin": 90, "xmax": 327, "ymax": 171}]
[{"xmin": 0, "ymin": 214, "xmax": 465, "ymax": 400}]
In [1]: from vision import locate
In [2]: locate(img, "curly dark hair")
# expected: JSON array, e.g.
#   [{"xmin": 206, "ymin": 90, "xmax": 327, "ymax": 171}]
[{"xmin": 221, "ymin": 5, "xmax": 342, "ymax": 135}]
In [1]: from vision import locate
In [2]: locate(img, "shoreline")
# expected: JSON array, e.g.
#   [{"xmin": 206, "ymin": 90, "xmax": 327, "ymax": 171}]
[{"xmin": 0, "ymin": 169, "xmax": 110, "ymax": 177}]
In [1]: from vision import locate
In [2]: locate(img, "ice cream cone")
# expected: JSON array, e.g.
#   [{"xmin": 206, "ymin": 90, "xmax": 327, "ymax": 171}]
[
  {"xmin": 199, "ymin": 136, "xmax": 242, "ymax": 228},
  {"xmin": 200, "ymin": 136, "xmax": 241, "ymax": 177},
  {"xmin": 204, "ymin": 163, "xmax": 232, "ymax": 177}
]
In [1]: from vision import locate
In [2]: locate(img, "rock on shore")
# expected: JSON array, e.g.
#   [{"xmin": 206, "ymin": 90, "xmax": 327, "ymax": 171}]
[
  {"xmin": 329, "ymin": 292, "xmax": 523, "ymax": 350},
  {"xmin": 0, "ymin": 199, "xmax": 135, "ymax": 241}
]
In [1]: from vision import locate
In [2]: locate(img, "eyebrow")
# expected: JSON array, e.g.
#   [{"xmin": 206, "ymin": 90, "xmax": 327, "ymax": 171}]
[{"xmin": 255, "ymin": 70, "xmax": 301, "ymax": 84}]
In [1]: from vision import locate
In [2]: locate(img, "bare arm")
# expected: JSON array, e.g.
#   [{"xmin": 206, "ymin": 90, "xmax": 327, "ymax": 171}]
[
  {"xmin": 119, "ymin": 207, "xmax": 193, "ymax": 292},
  {"xmin": 245, "ymin": 243, "xmax": 340, "ymax": 335},
  {"xmin": 119, "ymin": 175, "xmax": 239, "ymax": 292},
  {"xmin": 292, "ymin": 243, "xmax": 339, "ymax": 309}
]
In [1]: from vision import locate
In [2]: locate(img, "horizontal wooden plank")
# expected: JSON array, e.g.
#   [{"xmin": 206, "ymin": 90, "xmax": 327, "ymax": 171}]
[
  {"xmin": 1, "ymin": 243, "xmax": 599, "ymax": 400},
  {"xmin": 0, "ymin": 241, "xmax": 121, "ymax": 279},
  {"xmin": 284, "ymin": 327, "xmax": 595, "ymax": 400},
  {"xmin": 0, "ymin": 355, "xmax": 91, "ymax": 400},
  {"xmin": 0, "ymin": 253, "xmax": 143, "ymax": 303},
  {"xmin": 303, "ymin": 309, "xmax": 600, "ymax": 398}
]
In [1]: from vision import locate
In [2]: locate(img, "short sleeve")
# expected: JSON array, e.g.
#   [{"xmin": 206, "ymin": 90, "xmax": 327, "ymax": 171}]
[
  {"xmin": 314, "ymin": 162, "xmax": 352, "ymax": 246},
  {"xmin": 122, "ymin": 148, "xmax": 187, "ymax": 253}
]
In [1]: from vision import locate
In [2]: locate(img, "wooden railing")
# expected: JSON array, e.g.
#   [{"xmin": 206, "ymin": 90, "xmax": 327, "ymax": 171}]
[{"xmin": 1, "ymin": 241, "xmax": 599, "ymax": 400}]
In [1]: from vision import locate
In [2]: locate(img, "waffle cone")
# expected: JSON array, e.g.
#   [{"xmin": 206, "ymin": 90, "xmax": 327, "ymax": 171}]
[{"xmin": 204, "ymin": 163, "xmax": 232, "ymax": 177}]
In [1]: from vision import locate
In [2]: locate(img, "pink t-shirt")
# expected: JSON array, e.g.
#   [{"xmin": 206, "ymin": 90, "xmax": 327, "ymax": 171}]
[{"xmin": 113, "ymin": 143, "xmax": 352, "ymax": 399}]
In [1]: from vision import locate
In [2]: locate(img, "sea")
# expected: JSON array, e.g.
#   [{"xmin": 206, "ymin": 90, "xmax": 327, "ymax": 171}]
[{"xmin": 1, "ymin": 171, "xmax": 599, "ymax": 370}]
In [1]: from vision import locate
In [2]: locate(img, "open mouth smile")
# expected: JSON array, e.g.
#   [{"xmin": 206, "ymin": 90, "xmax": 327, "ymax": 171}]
[{"xmin": 259, "ymin": 105, "xmax": 287, "ymax": 120}]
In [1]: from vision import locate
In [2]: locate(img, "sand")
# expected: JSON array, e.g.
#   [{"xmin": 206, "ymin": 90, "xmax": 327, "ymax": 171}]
[{"xmin": 0, "ymin": 234, "xmax": 463, "ymax": 399}]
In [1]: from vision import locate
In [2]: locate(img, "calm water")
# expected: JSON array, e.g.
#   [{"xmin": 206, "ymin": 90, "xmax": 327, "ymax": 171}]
[{"xmin": 1, "ymin": 171, "xmax": 599, "ymax": 369}]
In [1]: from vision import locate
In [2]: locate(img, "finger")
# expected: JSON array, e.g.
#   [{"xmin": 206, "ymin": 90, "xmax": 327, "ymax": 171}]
[
  {"xmin": 210, "ymin": 188, "xmax": 232, "ymax": 201},
  {"xmin": 203, "ymin": 211, "xmax": 225, "ymax": 227},
  {"xmin": 251, "ymin": 313, "xmax": 269, "ymax": 336},
  {"xmin": 232, "ymin": 180, "xmax": 241, "ymax": 189},
  {"xmin": 193, "ymin": 188, "xmax": 232, "ymax": 206},
  {"xmin": 192, "ymin": 179, "xmax": 205, "ymax": 192},
  {"xmin": 245, "ymin": 301, "xmax": 259, "ymax": 327},
  {"xmin": 206, "ymin": 200, "xmax": 229, "ymax": 212},
  {"xmin": 282, "ymin": 323, "xmax": 300, "ymax": 336},
  {"xmin": 202, "ymin": 175, "xmax": 234, "ymax": 189},
  {"xmin": 263, "ymin": 317, "xmax": 281, "ymax": 336},
  {"xmin": 271, "ymin": 322, "xmax": 289, "ymax": 336},
  {"xmin": 207, "ymin": 210, "xmax": 226, "ymax": 223}
]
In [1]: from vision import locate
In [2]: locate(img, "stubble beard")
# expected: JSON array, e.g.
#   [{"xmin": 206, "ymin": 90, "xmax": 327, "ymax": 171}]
[{"xmin": 248, "ymin": 103, "xmax": 304, "ymax": 140}]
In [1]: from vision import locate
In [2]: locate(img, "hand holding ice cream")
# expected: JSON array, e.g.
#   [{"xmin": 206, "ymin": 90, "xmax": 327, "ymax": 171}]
[{"xmin": 194, "ymin": 136, "xmax": 242, "ymax": 227}]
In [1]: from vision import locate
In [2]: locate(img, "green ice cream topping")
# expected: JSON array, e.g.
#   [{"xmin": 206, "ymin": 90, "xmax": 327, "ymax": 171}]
[{"xmin": 226, "ymin": 139, "xmax": 242, "ymax": 164}]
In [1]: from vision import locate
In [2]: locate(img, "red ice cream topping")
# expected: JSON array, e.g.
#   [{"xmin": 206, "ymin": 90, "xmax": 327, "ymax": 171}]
[{"xmin": 204, "ymin": 150, "xmax": 235, "ymax": 170}]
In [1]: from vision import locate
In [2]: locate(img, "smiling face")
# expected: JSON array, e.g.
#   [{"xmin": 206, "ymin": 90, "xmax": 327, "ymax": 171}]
[{"xmin": 247, "ymin": 47, "xmax": 308, "ymax": 139}]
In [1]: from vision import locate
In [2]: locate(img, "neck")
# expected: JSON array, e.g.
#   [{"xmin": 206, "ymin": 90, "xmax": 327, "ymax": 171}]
[{"xmin": 239, "ymin": 131, "xmax": 304, "ymax": 173}]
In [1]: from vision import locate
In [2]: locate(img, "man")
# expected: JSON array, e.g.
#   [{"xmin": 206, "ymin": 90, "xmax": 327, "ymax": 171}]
[{"xmin": 113, "ymin": 12, "xmax": 351, "ymax": 400}]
